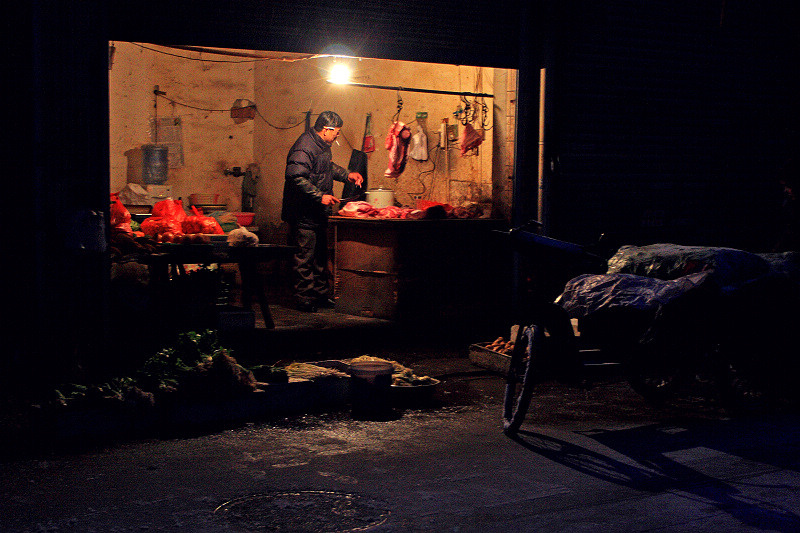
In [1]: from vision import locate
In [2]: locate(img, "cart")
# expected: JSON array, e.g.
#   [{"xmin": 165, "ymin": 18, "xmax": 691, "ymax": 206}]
[
  {"xmin": 497, "ymin": 223, "xmax": 794, "ymax": 434},
  {"xmin": 498, "ymin": 223, "xmax": 610, "ymax": 433}
]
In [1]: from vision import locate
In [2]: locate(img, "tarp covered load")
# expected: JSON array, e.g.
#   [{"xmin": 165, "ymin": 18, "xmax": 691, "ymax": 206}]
[
  {"xmin": 556, "ymin": 245, "xmax": 799, "ymax": 371},
  {"xmin": 756, "ymin": 251, "xmax": 800, "ymax": 283},
  {"xmin": 606, "ymin": 243, "xmax": 771, "ymax": 292},
  {"xmin": 555, "ymin": 271, "xmax": 714, "ymax": 319},
  {"xmin": 553, "ymin": 271, "xmax": 721, "ymax": 369}
]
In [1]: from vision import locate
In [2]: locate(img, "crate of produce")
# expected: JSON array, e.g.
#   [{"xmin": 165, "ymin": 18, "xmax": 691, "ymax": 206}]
[
  {"xmin": 468, "ymin": 336, "xmax": 516, "ymax": 374},
  {"xmin": 469, "ymin": 319, "xmax": 581, "ymax": 374}
]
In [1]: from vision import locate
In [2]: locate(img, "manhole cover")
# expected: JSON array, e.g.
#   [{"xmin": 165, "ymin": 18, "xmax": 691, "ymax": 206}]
[{"xmin": 213, "ymin": 490, "xmax": 391, "ymax": 532}]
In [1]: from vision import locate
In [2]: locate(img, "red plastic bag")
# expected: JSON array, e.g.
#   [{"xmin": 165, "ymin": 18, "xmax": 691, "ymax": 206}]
[
  {"xmin": 416, "ymin": 199, "xmax": 454, "ymax": 213},
  {"xmin": 140, "ymin": 217, "xmax": 182, "ymax": 237},
  {"xmin": 182, "ymin": 206, "xmax": 224, "ymax": 234},
  {"xmin": 110, "ymin": 194, "xmax": 132, "ymax": 233},
  {"xmin": 182, "ymin": 216, "xmax": 224, "ymax": 235},
  {"xmin": 152, "ymin": 198, "xmax": 186, "ymax": 223},
  {"xmin": 142, "ymin": 198, "xmax": 191, "ymax": 238}
]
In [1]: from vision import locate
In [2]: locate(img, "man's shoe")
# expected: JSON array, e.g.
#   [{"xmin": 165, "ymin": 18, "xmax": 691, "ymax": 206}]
[
  {"xmin": 296, "ymin": 301, "xmax": 318, "ymax": 313},
  {"xmin": 317, "ymin": 298, "xmax": 336, "ymax": 308}
]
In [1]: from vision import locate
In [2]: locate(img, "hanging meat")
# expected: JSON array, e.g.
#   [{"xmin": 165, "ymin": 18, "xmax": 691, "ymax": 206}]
[
  {"xmin": 459, "ymin": 123, "xmax": 483, "ymax": 156},
  {"xmin": 384, "ymin": 121, "xmax": 412, "ymax": 179}
]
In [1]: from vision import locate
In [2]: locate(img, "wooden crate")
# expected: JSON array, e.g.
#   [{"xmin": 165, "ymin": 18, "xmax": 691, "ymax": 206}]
[
  {"xmin": 468, "ymin": 342, "xmax": 513, "ymax": 374},
  {"xmin": 468, "ymin": 320, "xmax": 581, "ymax": 374}
]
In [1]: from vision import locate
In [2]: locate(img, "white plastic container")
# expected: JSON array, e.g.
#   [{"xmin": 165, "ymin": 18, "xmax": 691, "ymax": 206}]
[{"xmin": 365, "ymin": 188, "xmax": 394, "ymax": 208}]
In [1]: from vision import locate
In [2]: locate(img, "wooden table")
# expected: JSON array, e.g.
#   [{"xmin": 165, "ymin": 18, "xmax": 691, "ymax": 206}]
[
  {"xmin": 329, "ymin": 217, "xmax": 509, "ymax": 322},
  {"xmin": 143, "ymin": 243, "xmax": 295, "ymax": 329}
]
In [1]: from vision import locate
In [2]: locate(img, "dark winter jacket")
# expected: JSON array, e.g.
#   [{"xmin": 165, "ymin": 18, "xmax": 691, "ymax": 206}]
[{"xmin": 281, "ymin": 129, "xmax": 348, "ymax": 228}]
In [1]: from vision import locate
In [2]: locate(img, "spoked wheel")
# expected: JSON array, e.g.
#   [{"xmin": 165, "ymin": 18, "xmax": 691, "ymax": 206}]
[
  {"xmin": 503, "ymin": 324, "xmax": 545, "ymax": 434},
  {"xmin": 717, "ymin": 358, "xmax": 771, "ymax": 414},
  {"xmin": 625, "ymin": 354, "xmax": 685, "ymax": 405}
]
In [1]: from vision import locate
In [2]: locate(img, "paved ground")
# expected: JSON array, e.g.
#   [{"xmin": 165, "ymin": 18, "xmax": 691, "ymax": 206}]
[{"xmin": 3, "ymin": 350, "xmax": 800, "ymax": 533}]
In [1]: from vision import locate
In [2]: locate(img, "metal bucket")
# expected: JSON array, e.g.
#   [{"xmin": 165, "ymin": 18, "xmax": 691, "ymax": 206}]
[
  {"xmin": 142, "ymin": 144, "xmax": 169, "ymax": 184},
  {"xmin": 349, "ymin": 360, "xmax": 393, "ymax": 419}
]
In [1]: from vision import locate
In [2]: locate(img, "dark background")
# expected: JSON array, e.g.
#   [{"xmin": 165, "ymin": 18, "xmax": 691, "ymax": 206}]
[{"xmin": 9, "ymin": 0, "xmax": 799, "ymax": 388}]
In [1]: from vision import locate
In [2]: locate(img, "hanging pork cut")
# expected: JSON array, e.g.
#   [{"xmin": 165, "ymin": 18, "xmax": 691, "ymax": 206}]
[
  {"xmin": 384, "ymin": 121, "xmax": 412, "ymax": 179},
  {"xmin": 459, "ymin": 123, "xmax": 483, "ymax": 155}
]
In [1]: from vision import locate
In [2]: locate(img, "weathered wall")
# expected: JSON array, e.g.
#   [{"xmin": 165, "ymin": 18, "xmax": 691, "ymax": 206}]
[
  {"xmin": 491, "ymin": 68, "xmax": 517, "ymax": 220},
  {"xmin": 253, "ymin": 55, "xmax": 497, "ymax": 240},
  {"xmin": 109, "ymin": 42, "xmax": 255, "ymax": 209},
  {"xmin": 110, "ymin": 43, "xmax": 511, "ymax": 241}
]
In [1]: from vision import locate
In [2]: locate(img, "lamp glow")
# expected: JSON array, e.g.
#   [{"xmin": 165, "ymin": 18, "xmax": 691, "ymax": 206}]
[{"xmin": 328, "ymin": 63, "xmax": 351, "ymax": 84}]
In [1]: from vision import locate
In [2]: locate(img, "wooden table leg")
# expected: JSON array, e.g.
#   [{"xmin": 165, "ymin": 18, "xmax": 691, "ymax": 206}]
[{"xmin": 238, "ymin": 259, "xmax": 274, "ymax": 329}]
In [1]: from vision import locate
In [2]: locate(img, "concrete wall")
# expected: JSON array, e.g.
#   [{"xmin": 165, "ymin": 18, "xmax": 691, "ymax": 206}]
[
  {"xmin": 254, "ymin": 55, "xmax": 498, "ymax": 239},
  {"xmin": 109, "ymin": 42, "xmax": 255, "ymax": 209},
  {"xmin": 491, "ymin": 68, "xmax": 517, "ymax": 220},
  {"xmin": 110, "ymin": 43, "xmax": 514, "ymax": 241}
]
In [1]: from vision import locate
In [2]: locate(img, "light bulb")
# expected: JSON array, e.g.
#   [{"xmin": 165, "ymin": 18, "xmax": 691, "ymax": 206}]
[{"xmin": 328, "ymin": 63, "xmax": 351, "ymax": 84}]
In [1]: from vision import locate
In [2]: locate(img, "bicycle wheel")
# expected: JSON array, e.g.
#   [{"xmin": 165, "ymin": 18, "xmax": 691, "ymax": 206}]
[
  {"xmin": 625, "ymin": 346, "xmax": 685, "ymax": 405},
  {"xmin": 624, "ymin": 319, "xmax": 690, "ymax": 405},
  {"xmin": 716, "ymin": 351, "xmax": 772, "ymax": 414},
  {"xmin": 503, "ymin": 324, "xmax": 544, "ymax": 434}
]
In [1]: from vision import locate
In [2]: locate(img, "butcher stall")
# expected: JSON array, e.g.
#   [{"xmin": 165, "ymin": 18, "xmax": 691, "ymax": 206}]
[
  {"xmin": 330, "ymin": 200, "xmax": 510, "ymax": 334},
  {"xmin": 109, "ymin": 196, "xmax": 295, "ymax": 346}
]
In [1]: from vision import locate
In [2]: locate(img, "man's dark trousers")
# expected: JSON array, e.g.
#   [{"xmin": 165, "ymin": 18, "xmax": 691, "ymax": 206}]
[{"xmin": 289, "ymin": 224, "xmax": 330, "ymax": 307}]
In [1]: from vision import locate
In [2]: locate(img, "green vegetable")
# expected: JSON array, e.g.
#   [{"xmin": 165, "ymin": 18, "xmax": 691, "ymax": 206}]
[
  {"xmin": 135, "ymin": 329, "xmax": 227, "ymax": 393},
  {"xmin": 48, "ymin": 329, "xmax": 238, "ymax": 409},
  {"xmin": 249, "ymin": 364, "xmax": 289, "ymax": 383}
]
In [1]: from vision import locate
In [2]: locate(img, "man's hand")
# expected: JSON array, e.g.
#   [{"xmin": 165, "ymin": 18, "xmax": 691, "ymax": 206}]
[
  {"xmin": 321, "ymin": 194, "xmax": 340, "ymax": 206},
  {"xmin": 347, "ymin": 172, "xmax": 364, "ymax": 187}
]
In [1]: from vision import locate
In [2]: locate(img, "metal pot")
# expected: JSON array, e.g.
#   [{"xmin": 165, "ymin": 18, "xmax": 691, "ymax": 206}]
[{"xmin": 365, "ymin": 188, "xmax": 394, "ymax": 208}]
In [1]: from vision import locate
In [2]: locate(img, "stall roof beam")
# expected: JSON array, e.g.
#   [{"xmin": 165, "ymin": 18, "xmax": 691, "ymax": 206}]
[{"xmin": 329, "ymin": 81, "xmax": 493, "ymax": 98}]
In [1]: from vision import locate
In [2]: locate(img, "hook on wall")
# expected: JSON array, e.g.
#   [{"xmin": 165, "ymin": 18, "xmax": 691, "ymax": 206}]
[{"xmin": 392, "ymin": 90, "xmax": 404, "ymax": 123}]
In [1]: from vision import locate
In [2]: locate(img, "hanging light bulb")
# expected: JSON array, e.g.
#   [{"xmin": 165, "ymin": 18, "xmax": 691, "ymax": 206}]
[{"xmin": 328, "ymin": 62, "xmax": 352, "ymax": 85}]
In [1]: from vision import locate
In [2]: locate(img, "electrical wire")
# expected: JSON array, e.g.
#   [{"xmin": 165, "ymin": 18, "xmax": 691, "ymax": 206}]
[
  {"xmin": 134, "ymin": 43, "xmax": 256, "ymax": 63},
  {"xmin": 136, "ymin": 42, "xmax": 324, "ymax": 129},
  {"xmin": 426, "ymin": 146, "xmax": 445, "ymax": 200},
  {"xmin": 143, "ymin": 46, "xmax": 494, "ymax": 158},
  {"xmin": 254, "ymin": 107, "xmax": 305, "ymax": 130},
  {"xmin": 411, "ymin": 147, "xmax": 438, "ymax": 197},
  {"xmin": 421, "ymin": 144, "xmax": 450, "ymax": 199},
  {"xmin": 154, "ymin": 93, "xmax": 307, "ymax": 132},
  {"xmin": 156, "ymin": 93, "xmax": 229, "ymax": 112},
  {"xmin": 132, "ymin": 42, "xmax": 320, "ymax": 64}
]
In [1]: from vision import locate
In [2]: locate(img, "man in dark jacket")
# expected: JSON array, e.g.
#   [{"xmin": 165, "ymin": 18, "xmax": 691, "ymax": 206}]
[{"xmin": 282, "ymin": 111, "xmax": 363, "ymax": 312}]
